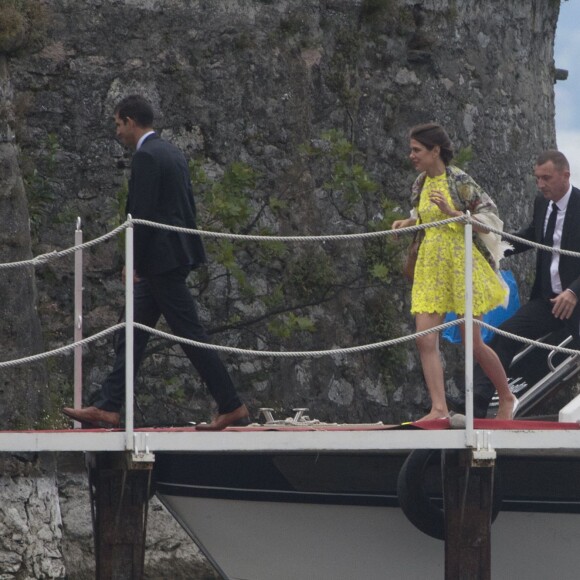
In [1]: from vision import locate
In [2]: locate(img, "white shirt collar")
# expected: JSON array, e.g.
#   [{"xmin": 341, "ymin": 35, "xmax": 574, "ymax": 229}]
[
  {"xmin": 136, "ymin": 131, "xmax": 156, "ymax": 151},
  {"xmin": 552, "ymin": 185, "xmax": 572, "ymax": 212}
]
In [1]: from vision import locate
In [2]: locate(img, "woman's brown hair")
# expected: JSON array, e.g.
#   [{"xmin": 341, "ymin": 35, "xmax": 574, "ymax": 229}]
[{"xmin": 410, "ymin": 123, "xmax": 454, "ymax": 165}]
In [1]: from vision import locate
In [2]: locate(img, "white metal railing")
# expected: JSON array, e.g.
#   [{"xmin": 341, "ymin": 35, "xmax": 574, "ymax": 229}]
[
  {"xmin": 74, "ymin": 218, "xmax": 83, "ymax": 429},
  {"xmin": 124, "ymin": 218, "xmax": 135, "ymax": 450},
  {"xmin": 0, "ymin": 214, "xmax": 580, "ymax": 454},
  {"xmin": 73, "ymin": 213, "xmax": 580, "ymax": 448},
  {"xmin": 463, "ymin": 213, "xmax": 475, "ymax": 446}
]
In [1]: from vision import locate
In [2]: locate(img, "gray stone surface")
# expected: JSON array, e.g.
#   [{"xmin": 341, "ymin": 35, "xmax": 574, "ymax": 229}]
[
  {"xmin": 0, "ymin": 55, "xmax": 47, "ymax": 430},
  {"xmin": 6, "ymin": 0, "xmax": 561, "ymax": 427},
  {"xmin": 0, "ymin": 454, "xmax": 218, "ymax": 578},
  {"xmin": 0, "ymin": 0, "xmax": 571, "ymax": 576},
  {"xmin": 0, "ymin": 456, "xmax": 64, "ymax": 579}
]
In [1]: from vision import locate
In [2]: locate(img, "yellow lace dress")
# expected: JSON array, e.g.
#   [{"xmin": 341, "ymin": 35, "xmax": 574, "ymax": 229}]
[{"xmin": 411, "ymin": 174, "xmax": 506, "ymax": 316}]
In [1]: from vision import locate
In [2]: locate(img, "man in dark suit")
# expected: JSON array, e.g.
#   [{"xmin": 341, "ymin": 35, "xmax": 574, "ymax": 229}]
[
  {"xmin": 448, "ymin": 150, "xmax": 580, "ymax": 417},
  {"xmin": 64, "ymin": 95, "xmax": 249, "ymax": 430}
]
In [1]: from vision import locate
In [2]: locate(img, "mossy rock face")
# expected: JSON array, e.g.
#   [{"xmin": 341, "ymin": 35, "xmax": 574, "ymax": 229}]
[
  {"xmin": 0, "ymin": 0, "xmax": 47, "ymax": 55},
  {"xmin": 3, "ymin": 0, "xmax": 561, "ymax": 429},
  {"xmin": 0, "ymin": 6, "xmax": 27, "ymax": 54}
]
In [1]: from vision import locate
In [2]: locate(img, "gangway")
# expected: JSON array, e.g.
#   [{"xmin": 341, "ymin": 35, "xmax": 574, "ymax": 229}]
[
  {"xmin": 2, "ymin": 213, "xmax": 580, "ymax": 580},
  {"xmin": 488, "ymin": 329, "xmax": 580, "ymax": 418},
  {"xmin": 2, "ymin": 212, "xmax": 580, "ymax": 451}
]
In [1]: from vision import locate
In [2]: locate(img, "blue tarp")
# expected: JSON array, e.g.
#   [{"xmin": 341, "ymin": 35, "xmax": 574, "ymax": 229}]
[{"xmin": 442, "ymin": 270, "xmax": 520, "ymax": 344}]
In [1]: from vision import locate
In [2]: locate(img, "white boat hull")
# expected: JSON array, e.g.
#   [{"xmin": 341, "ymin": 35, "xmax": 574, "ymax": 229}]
[
  {"xmin": 154, "ymin": 448, "xmax": 580, "ymax": 580},
  {"xmin": 158, "ymin": 493, "xmax": 580, "ymax": 580}
]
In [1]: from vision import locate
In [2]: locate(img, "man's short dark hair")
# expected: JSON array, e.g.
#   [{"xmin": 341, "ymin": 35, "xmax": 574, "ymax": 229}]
[
  {"xmin": 114, "ymin": 95, "xmax": 154, "ymax": 127},
  {"xmin": 536, "ymin": 150, "xmax": 570, "ymax": 172}
]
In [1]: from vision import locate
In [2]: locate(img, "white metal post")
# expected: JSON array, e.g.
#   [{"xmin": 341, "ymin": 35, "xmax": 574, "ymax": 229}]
[
  {"xmin": 125, "ymin": 216, "xmax": 134, "ymax": 450},
  {"xmin": 73, "ymin": 217, "xmax": 83, "ymax": 429},
  {"xmin": 464, "ymin": 212, "xmax": 475, "ymax": 446}
]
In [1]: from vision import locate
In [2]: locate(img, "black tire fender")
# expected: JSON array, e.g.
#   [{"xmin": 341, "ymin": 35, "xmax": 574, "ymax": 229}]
[{"xmin": 396, "ymin": 449, "xmax": 502, "ymax": 540}]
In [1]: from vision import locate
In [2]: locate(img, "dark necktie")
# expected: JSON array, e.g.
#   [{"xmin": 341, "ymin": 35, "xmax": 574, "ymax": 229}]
[{"xmin": 541, "ymin": 203, "xmax": 558, "ymax": 298}]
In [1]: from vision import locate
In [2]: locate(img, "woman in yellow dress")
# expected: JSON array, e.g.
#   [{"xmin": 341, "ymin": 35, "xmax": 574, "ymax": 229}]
[{"xmin": 392, "ymin": 123, "xmax": 518, "ymax": 421}]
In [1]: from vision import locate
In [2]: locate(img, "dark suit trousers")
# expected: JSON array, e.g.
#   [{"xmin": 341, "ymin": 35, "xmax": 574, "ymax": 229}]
[
  {"xmin": 95, "ymin": 266, "xmax": 242, "ymax": 415},
  {"xmin": 474, "ymin": 298, "xmax": 579, "ymax": 403}
]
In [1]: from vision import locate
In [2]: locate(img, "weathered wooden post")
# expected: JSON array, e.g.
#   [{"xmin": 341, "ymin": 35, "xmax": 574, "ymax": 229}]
[
  {"xmin": 87, "ymin": 452, "xmax": 154, "ymax": 579},
  {"xmin": 443, "ymin": 449, "xmax": 495, "ymax": 580}
]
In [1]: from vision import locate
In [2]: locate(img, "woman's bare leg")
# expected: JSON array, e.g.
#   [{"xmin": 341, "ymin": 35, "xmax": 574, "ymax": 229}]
[
  {"xmin": 415, "ymin": 312, "xmax": 449, "ymax": 420},
  {"xmin": 461, "ymin": 318, "xmax": 517, "ymax": 420}
]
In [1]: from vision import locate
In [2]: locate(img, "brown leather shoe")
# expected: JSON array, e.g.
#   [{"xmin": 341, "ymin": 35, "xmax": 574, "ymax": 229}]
[
  {"xmin": 196, "ymin": 404, "xmax": 250, "ymax": 431},
  {"xmin": 62, "ymin": 406, "xmax": 121, "ymax": 428}
]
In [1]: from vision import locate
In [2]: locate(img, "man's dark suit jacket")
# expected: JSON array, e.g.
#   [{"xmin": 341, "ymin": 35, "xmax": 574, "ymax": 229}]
[
  {"xmin": 126, "ymin": 133, "xmax": 206, "ymax": 276},
  {"xmin": 508, "ymin": 187, "xmax": 580, "ymax": 320}
]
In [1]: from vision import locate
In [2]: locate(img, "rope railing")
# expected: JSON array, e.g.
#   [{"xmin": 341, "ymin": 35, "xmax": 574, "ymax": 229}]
[
  {"xmin": 1, "ymin": 215, "xmax": 579, "ymax": 365},
  {"xmin": 2, "ymin": 215, "xmax": 580, "ymax": 272},
  {"xmin": 133, "ymin": 215, "xmax": 580, "ymax": 260},
  {"xmin": 133, "ymin": 319, "xmax": 466, "ymax": 357},
  {"xmin": 0, "ymin": 223, "xmax": 128, "ymax": 271},
  {"xmin": 0, "ymin": 324, "xmax": 125, "ymax": 369},
  {"xmin": 3, "ymin": 214, "xmax": 580, "ymax": 438},
  {"xmin": 0, "ymin": 319, "xmax": 465, "ymax": 368},
  {"xmin": 476, "ymin": 320, "xmax": 580, "ymax": 356},
  {"xmin": 130, "ymin": 215, "xmax": 464, "ymax": 242},
  {"xmin": 2, "ymin": 315, "xmax": 579, "ymax": 371}
]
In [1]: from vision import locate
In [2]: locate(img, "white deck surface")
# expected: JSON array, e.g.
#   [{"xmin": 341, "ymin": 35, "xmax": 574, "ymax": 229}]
[{"xmin": 1, "ymin": 426, "xmax": 580, "ymax": 454}]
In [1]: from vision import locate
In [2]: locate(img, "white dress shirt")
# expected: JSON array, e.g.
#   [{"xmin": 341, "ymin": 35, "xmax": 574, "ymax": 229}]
[
  {"xmin": 544, "ymin": 185, "xmax": 572, "ymax": 294},
  {"xmin": 136, "ymin": 130, "xmax": 156, "ymax": 151}
]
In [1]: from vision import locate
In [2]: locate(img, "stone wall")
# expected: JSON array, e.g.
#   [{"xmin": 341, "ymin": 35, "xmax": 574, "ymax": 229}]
[
  {"xmin": 0, "ymin": 54, "xmax": 47, "ymax": 430},
  {"xmin": 6, "ymin": 0, "xmax": 561, "ymax": 428},
  {"xmin": 0, "ymin": 0, "xmax": 565, "ymax": 576},
  {"xmin": 0, "ymin": 455, "xmax": 217, "ymax": 579},
  {"xmin": 0, "ymin": 456, "xmax": 64, "ymax": 578}
]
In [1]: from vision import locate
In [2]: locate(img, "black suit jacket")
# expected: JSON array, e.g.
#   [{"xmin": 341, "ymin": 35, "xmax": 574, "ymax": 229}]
[
  {"xmin": 508, "ymin": 187, "xmax": 580, "ymax": 306},
  {"xmin": 126, "ymin": 133, "xmax": 206, "ymax": 276}
]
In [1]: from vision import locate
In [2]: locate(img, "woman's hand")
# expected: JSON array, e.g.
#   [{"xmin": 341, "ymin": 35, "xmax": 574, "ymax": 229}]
[
  {"xmin": 429, "ymin": 190, "xmax": 461, "ymax": 217},
  {"xmin": 392, "ymin": 218, "xmax": 417, "ymax": 231}
]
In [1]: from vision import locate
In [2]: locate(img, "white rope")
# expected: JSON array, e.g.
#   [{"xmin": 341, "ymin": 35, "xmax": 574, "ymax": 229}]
[
  {"xmin": 0, "ymin": 223, "xmax": 128, "ymax": 271},
  {"xmin": 474, "ymin": 319, "xmax": 580, "ymax": 356},
  {"xmin": 1, "ymin": 216, "xmax": 580, "ymax": 368},
  {"xmin": 0, "ymin": 324, "xmax": 125, "ymax": 369},
  {"xmin": 132, "ymin": 319, "xmax": 465, "ymax": 357},
  {"xmin": 2, "ymin": 214, "xmax": 579, "ymax": 273},
  {"xmin": 0, "ymin": 216, "xmax": 460, "ymax": 272},
  {"xmin": 470, "ymin": 220, "xmax": 580, "ymax": 259},
  {"xmin": 130, "ymin": 216, "xmax": 580, "ymax": 259},
  {"xmin": 0, "ymin": 319, "xmax": 466, "ymax": 368},
  {"xmin": 130, "ymin": 216, "xmax": 463, "ymax": 242},
  {"xmin": 1, "ymin": 314, "xmax": 578, "ymax": 369}
]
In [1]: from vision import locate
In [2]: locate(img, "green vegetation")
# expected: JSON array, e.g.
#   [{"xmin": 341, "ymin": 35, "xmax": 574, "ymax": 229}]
[
  {"xmin": 114, "ymin": 180, "xmax": 129, "ymax": 252},
  {"xmin": 453, "ymin": 146, "xmax": 474, "ymax": 170},
  {"xmin": 35, "ymin": 388, "xmax": 69, "ymax": 430},
  {"xmin": 192, "ymin": 129, "xmax": 404, "ymax": 381},
  {"xmin": 0, "ymin": 0, "xmax": 48, "ymax": 55},
  {"xmin": 23, "ymin": 133, "xmax": 60, "ymax": 231}
]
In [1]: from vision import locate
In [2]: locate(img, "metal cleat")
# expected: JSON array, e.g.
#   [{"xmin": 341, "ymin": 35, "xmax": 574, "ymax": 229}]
[
  {"xmin": 259, "ymin": 408, "xmax": 276, "ymax": 423},
  {"xmin": 292, "ymin": 408, "xmax": 309, "ymax": 422}
]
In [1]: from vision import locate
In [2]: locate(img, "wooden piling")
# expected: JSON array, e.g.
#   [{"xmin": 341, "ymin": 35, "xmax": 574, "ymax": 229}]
[
  {"xmin": 443, "ymin": 449, "xmax": 495, "ymax": 580},
  {"xmin": 87, "ymin": 452, "xmax": 154, "ymax": 580}
]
